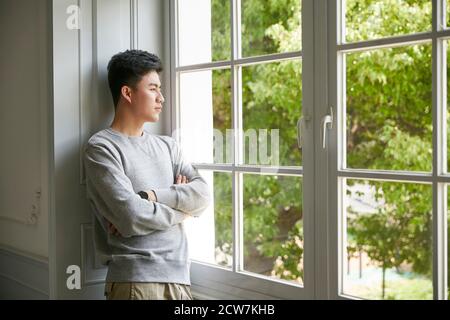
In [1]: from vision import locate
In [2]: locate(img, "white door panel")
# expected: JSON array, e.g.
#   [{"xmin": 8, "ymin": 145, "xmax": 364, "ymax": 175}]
[{"xmin": 50, "ymin": 0, "xmax": 166, "ymax": 299}]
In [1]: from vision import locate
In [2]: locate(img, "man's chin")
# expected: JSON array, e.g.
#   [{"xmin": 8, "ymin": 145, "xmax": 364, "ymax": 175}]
[{"xmin": 146, "ymin": 115, "xmax": 160, "ymax": 123}]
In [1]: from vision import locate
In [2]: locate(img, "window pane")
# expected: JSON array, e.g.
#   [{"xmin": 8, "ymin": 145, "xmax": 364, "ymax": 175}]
[
  {"xmin": 448, "ymin": 41, "xmax": 450, "ymax": 172},
  {"xmin": 186, "ymin": 171, "xmax": 232, "ymax": 268},
  {"xmin": 346, "ymin": 44, "xmax": 432, "ymax": 172},
  {"xmin": 241, "ymin": 0, "xmax": 301, "ymax": 57},
  {"xmin": 448, "ymin": 0, "xmax": 450, "ymax": 28},
  {"xmin": 243, "ymin": 174, "xmax": 303, "ymax": 285},
  {"xmin": 447, "ymin": 185, "xmax": 450, "ymax": 300},
  {"xmin": 344, "ymin": 179, "xmax": 432, "ymax": 300},
  {"xmin": 345, "ymin": 0, "xmax": 431, "ymax": 43},
  {"xmin": 178, "ymin": 0, "xmax": 230, "ymax": 66},
  {"xmin": 242, "ymin": 60, "xmax": 302, "ymax": 166},
  {"xmin": 179, "ymin": 69, "xmax": 232, "ymax": 164}
]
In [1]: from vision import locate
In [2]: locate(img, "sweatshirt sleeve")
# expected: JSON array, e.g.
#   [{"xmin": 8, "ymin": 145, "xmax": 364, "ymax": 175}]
[
  {"xmin": 84, "ymin": 142, "xmax": 187, "ymax": 237},
  {"xmin": 152, "ymin": 137, "xmax": 211, "ymax": 217}
]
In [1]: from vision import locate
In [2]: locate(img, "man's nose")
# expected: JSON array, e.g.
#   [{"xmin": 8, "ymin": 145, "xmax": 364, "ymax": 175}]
[{"xmin": 158, "ymin": 93, "xmax": 165, "ymax": 104}]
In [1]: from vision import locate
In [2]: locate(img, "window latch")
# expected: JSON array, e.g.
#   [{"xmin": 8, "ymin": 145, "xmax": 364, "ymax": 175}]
[{"xmin": 322, "ymin": 107, "xmax": 333, "ymax": 149}]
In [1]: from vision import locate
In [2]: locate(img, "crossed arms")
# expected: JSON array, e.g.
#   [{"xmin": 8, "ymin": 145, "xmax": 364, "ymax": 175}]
[
  {"xmin": 108, "ymin": 174, "xmax": 190, "ymax": 237},
  {"xmin": 84, "ymin": 140, "xmax": 211, "ymax": 238}
]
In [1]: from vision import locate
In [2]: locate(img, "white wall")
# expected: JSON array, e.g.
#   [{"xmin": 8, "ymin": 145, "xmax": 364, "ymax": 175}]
[
  {"xmin": 0, "ymin": 0, "xmax": 51, "ymax": 261},
  {"xmin": 0, "ymin": 0, "xmax": 175, "ymax": 299}
]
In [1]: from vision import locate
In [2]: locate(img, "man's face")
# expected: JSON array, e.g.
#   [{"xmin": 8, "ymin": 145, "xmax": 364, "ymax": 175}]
[{"xmin": 130, "ymin": 71, "xmax": 165, "ymax": 122}]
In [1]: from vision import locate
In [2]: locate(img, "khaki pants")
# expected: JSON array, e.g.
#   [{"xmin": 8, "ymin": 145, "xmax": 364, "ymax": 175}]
[{"xmin": 104, "ymin": 282, "xmax": 193, "ymax": 300}]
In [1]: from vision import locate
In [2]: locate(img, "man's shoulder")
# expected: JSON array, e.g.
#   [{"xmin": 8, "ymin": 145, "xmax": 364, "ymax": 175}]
[
  {"xmin": 85, "ymin": 129, "xmax": 119, "ymax": 153},
  {"xmin": 150, "ymin": 133, "xmax": 177, "ymax": 148},
  {"xmin": 87, "ymin": 129, "xmax": 108, "ymax": 143}
]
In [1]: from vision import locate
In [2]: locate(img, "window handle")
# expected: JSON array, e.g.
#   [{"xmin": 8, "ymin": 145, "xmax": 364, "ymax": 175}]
[
  {"xmin": 297, "ymin": 114, "xmax": 311, "ymax": 149},
  {"xmin": 322, "ymin": 107, "xmax": 333, "ymax": 149}
]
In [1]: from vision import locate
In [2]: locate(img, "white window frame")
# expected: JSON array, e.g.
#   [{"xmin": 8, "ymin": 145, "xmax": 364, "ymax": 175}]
[
  {"xmin": 328, "ymin": 0, "xmax": 450, "ymax": 300},
  {"xmin": 169, "ymin": 0, "xmax": 316, "ymax": 299},
  {"xmin": 170, "ymin": 0, "xmax": 450, "ymax": 300}
]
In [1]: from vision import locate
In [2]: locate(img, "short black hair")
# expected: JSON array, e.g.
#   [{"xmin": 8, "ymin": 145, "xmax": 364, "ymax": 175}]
[{"xmin": 107, "ymin": 50, "xmax": 163, "ymax": 108}]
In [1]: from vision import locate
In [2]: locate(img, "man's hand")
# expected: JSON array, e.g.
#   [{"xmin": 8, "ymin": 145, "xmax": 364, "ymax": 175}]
[
  {"xmin": 147, "ymin": 175, "xmax": 189, "ymax": 200},
  {"xmin": 108, "ymin": 221, "xmax": 122, "ymax": 237},
  {"xmin": 176, "ymin": 175, "xmax": 189, "ymax": 185},
  {"xmin": 143, "ymin": 175, "xmax": 189, "ymax": 203},
  {"xmin": 175, "ymin": 175, "xmax": 192, "ymax": 218},
  {"xmin": 147, "ymin": 190, "xmax": 157, "ymax": 202}
]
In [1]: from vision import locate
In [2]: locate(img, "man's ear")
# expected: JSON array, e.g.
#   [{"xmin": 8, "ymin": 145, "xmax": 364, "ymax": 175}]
[{"xmin": 120, "ymin": 85, "xmax": 132, "ymax": 104}]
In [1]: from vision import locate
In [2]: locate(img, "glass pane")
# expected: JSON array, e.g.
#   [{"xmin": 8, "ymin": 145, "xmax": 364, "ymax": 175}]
[
  {"xmin": 179, "ymin": 69, "xmax": 232, "ymax": 164},
  {"xmin": 344, "ymin": 179, "xmax": 433, "ymax": 300},
  {"xmin": 345, "ymin": 0, "xmax": 431, "ymax": 43},
  {"xmin": 448, "ymin": 185, "xmax": 450, "ymax": 300},
  {"xmin": 242, "ymin": 60, "xmax": 302, "ymax": 166},
  {"xmin": 346, "ymin": 44, "xmax": 432, "ymax": 172},
  {"xmin": 241, "ymin": 0, "xmax": 301, "ymax": 57},
  {"xmin": 186, "ymin": 171, "xmax": 232, "ymax": 268},
  {"xmin": 448, "ymin": 41, "xmax": 450, "ymax": 172},
  {"xmin": 178, "ymin": 0, "xmax": 230, "ymax": 66},
  {"xmin": 243, "ymin": 174, "xmax": 304, "ymax": 285},
  {"xmin": 448, "ymin": 0, "xmax": 450, "ymax": 28}
]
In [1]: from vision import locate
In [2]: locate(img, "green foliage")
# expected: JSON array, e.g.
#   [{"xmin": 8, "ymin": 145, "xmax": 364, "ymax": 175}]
[
  {"xmin": 347, "ymin": 180, "xmax": 432, "ymax": 298},
  {"xmin": 212, "ymin": 69, "xmax": 232, "ymax": 136},
  {"xmin": 211, "ymin": 0, "xmax": 231, "ymax": 61},
  {"xmin": 348, "ymin": 276, "xmax": 433, "ymax": 300},
  {"xmin": 448, "ymin": 0, "xmax": 450, "ymax": 28},
  {"xmin": 243, "ymin": 175, "xmax": 302, "ymax": 239},
  {"xmin": 346, "ymin": 44, "xmax": 432, "ymax": 171},
  {"xmin": 345, "ymin": 0, "xmax": 431, "ymax": 42},
  {"xmin": 271, "ymin": 220, "xmax": 304, "ymax": 283},
  {"xmin": 213, "ymin": 172, "xmax": 233, "ymax": 252},
  {"xmin": 243, "ymin": 60, "xmax": 302, "ymax": 166},
  {"xmin": 241, "ymin": 0, "xmax": 300, "ymax": 56}
]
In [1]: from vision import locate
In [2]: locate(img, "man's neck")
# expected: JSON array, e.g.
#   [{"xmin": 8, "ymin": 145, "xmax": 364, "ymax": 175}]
[{"xmin": 110, "ymin": 117, "xmax": 144, "ymax": 137}]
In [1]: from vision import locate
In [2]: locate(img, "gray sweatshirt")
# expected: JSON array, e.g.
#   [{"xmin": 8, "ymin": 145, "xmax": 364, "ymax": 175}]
[{"xmin": 83, "ymin": 127, "xmax": 211, "ymax": 285}]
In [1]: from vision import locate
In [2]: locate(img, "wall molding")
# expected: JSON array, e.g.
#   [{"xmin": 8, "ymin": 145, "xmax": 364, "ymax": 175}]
[
  {"xmin": 0, "ymin": 247, "xmax": 49, "ymax": 299},
  {"xmin": 130, "ymin": 0, "xmax": 139, "ymax": 49},
  {"xmin": 0, "ymin": 244, "xmax": 48, "ymax": 265},
  {"xmin": 79, "ymin": 0, "xmax": 93, "ymax": 186},
  {"xmin": 80, "ymin": 223, "xmax": 107, "ymax": 286}
]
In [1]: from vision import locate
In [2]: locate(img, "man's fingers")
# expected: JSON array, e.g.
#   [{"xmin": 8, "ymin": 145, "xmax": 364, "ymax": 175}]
[
  {"xmin": 175, "ymin": 175, "xmax": 189, "ymax": 184},
  {"xmin": 108, "ymin": 222, "xmax": 121, "ymax": 236},
  {"xmin": 113, "ymin": 227, "xmax": 121, "ymax": 237}
]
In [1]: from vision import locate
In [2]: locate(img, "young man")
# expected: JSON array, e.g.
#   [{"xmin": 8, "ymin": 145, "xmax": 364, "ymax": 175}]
[{"xmin": 83, "ymin": 50, "xmax": 211, "ymax": 300}]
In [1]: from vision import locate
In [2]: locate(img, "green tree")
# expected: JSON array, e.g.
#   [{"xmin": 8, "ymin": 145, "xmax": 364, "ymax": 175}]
[{"xmin": 348, "ymin": 180, "xmax": 432, "ymax": 299}]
